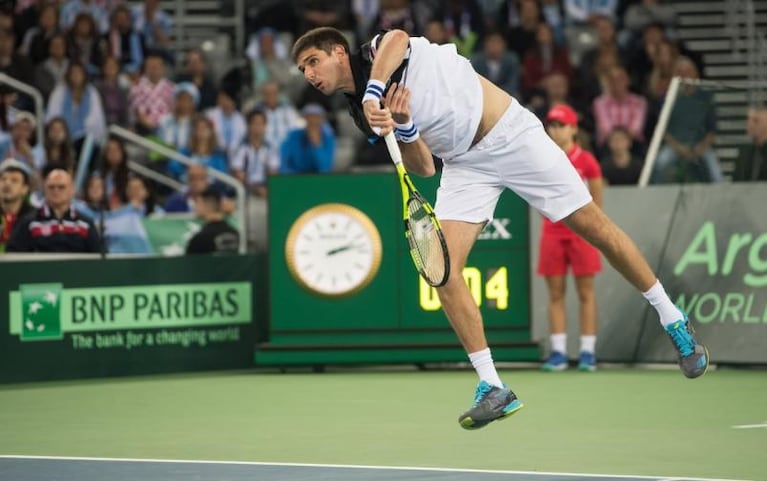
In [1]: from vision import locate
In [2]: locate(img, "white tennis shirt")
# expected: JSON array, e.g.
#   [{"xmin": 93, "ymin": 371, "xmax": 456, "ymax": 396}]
[{"xmin": 373, "ymin": 35, "xmax": 483, "ymax": 160}]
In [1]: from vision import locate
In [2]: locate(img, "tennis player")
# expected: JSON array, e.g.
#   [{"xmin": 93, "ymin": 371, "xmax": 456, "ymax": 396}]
[{"xmin": 292, "ymin": 28, "xmax": 709, "ymax": 430}]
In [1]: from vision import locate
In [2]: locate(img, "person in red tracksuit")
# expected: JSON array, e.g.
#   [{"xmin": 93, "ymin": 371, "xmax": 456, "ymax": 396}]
[{"xmin": 539, "ymin": 104, "xmax": 603, "ymax": 372}]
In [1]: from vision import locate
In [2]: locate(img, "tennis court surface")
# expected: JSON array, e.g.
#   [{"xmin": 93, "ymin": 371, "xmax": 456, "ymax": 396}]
[
  {"xmin": 1, "ymin": 369, "xmax": 763, "ymax": 480},
  {"xmin": 0, "ymin": 456, "xmax": 747, "ymax": 481}
]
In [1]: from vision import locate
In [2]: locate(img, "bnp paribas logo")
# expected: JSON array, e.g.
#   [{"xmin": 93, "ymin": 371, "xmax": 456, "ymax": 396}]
[{"xmin": 19, "ymin": 283, "xmax": 63, "ymax": 341}]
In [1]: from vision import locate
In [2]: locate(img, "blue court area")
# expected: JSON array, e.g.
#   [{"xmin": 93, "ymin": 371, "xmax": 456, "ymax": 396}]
[{"xmin": 0, "ymin": 456, "xmax": 746, "ymax": 481}]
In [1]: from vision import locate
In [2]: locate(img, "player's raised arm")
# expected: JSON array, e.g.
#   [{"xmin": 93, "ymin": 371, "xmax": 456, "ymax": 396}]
[
  {"xmin": 385, "ymin": 82, "xmax": 435, "ymax": 177},
  {"xmin": 362, "ymin": 30, "xmax": 410, "ymax": 137}
]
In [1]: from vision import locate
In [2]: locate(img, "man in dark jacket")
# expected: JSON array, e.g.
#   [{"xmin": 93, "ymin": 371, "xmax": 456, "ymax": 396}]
[
  {"xmin": 185, "ymin": 186, "xmax": 239, "ymax": 255},
  {"xmin": 733, "ymin": 106, "xmax": 767, "ymax": 182},
  {"xmin": 7, "ymin": 167, "xmax": 100, "ymax": 253},
  {"xmin": 0, "ymin": 159, "xmax": 34, "ymax": 252}
]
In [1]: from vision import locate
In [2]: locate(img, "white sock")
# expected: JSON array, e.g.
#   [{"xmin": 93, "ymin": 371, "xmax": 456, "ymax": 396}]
[
  {"xmin": 550, "ymin": 333, "xmax": 567, "ymax": 354},
  {"xmin": 642, "ymin": 280, "xmax": 682, "ymax": 327},
  {"xmin": 468, "ymin": 348, "xmax": 503, "ymax": 387},
  {"xmin": 580, "ymin": 335, "xmax": 596, "ymax": 353}
]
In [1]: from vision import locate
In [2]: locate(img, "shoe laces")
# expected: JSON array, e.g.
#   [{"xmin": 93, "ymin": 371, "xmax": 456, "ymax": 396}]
[
  {"xmin": 669, "ymin": 323, "xmax": 694, "ymax": 357},
  {"xmin": 472, "ymin": 382, "xmax": 494, "ymax": 406}
]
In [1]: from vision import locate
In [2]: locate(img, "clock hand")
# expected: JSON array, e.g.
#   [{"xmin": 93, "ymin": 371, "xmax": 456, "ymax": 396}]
[{"xmin": 326, "ymin": 243, "xmax": 362, "ymax": 256}]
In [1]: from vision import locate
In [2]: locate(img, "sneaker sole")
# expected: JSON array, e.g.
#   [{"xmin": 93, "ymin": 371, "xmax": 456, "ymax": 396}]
[
  {"xmin": 542, "ymin": 364, "xmax": 567, "ymax": 372},
  {"xmin": 459, "ymin": 400, "xmax": 524, "ymax": 430},
  {"xmin": 578, "ymin": 364, "xmax": 597, "ymax": 372},
  {"xmin": 686, "ymin": 345, "xmax": 710, "ymax": 379}
]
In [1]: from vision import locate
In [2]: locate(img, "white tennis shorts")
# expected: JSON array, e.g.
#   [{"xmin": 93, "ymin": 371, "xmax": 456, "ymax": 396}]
[{"xmin": 434, "ymin": 99, "xmax": 592, "ymax": 224}]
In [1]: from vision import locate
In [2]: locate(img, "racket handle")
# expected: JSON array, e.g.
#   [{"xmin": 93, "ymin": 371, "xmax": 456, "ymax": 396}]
[{"xmin": 384, "ymin": 131, "xmax": 403, "ymax": 166}]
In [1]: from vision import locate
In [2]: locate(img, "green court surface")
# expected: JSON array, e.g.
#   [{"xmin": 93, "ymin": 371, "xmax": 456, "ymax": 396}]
[{"xmin": 1, "ymin": 368, "xmax": 764, "ymax": 480}]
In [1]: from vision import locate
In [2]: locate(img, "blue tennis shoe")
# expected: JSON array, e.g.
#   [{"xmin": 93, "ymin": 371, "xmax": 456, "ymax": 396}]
[
  {"xmin": 665, "ymin": 313, "xmax": 709, "ymax": 378},
  {"xmin": 458, "ymin": 380, "xmax": 523, "ymax": 430}
]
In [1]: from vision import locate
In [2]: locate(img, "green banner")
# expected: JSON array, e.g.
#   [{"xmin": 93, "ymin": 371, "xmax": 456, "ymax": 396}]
[{"xmin": 0, "ymin": 255, "xmax": 263, "ymax": 383}]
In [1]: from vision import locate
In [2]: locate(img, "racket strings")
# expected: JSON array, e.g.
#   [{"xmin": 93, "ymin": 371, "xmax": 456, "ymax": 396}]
[{"xmin": 406, "ymin": 198, "xmax": 447, "ymax": 286}]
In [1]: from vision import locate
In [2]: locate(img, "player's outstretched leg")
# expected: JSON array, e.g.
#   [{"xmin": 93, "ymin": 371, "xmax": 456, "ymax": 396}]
[
  {"xmin": 458, "ymin": 381, "xmax": 524, "ymax": 430},
  {"xmin": 563, "ymin": 203, "xmax": 710, "ymax": 378},
  {"xmin": 665, "ymin": 310, "xmax": 709, "ymax": 378}
]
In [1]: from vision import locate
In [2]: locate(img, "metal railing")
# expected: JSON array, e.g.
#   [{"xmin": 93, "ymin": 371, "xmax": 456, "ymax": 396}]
[
  {"xmin": 108, "ymin": 125, "xmax": 247, "ymax": 254},
  {"xmin": 0, "ymin": 73, "xmax": 45, "ymax": 145},
  {"xmin": 726, "ymin": 0, "xmax": 767, "ymax": 104}
]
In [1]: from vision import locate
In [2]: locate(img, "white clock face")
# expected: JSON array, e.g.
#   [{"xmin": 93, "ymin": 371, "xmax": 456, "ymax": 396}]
[{"xmin": 286, "ymin": 204, "xmax": 382, "ymax": 297}]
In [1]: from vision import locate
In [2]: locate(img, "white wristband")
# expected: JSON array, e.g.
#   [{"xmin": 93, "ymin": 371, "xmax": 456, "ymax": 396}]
[
  {"xmin": 361, "ymin": 79, "xmax": 386, "ymax": 104},
  {"xmin": 395, "ymin": 119, "xmax": 419, "ymax": 143}
]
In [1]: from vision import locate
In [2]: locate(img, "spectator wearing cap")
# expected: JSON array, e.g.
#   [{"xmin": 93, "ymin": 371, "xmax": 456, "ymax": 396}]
[
  {"xmin": 129, "ymin": 51, "xmax": 175, "ymax": 135},
  {"xmin": 6, "ymin": 166, "xmax": 100, "ymax": 253},
  {"xmin": 45, "ymin": 61, "xmax": 107, "ymax": 147},
  {"xmin": 185, "ymin": 186, "xmax": 239, "ymax": 255},
  {"xmin": 175, "ymin": 49, "xmax": 217, "ymax": 111},
  {"xmin": 0, "ymin": 159, "xmax": 34, "ymax": 253},
  {"xmin": 158, "ymin": 81, "xmax": 199, "ymax": 150},
  {"xmin": 205, "ymin": 87, "xmax": 247, "ymax": 159},
  {"xmin": 95, "ymin": 55, "xmax": 131, "ymax": 127},
  {"xmin": 0, "ymin": 112, "xmax": 45, "ymax": 173},
  {"xmin": 279, "ymin": 103, "xmax": 335, "ymax": 174}
]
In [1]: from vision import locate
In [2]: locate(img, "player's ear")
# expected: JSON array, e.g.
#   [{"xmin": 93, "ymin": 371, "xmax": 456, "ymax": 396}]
[{"xmin": 333, "ymin": 44, "xmax": 347, "ymax": 58}]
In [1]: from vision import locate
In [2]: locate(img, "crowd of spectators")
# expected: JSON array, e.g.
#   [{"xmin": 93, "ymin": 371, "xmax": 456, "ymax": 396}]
[{"xmin": 0, "ymin": 0, "xmax": 764, "ymax": 254}]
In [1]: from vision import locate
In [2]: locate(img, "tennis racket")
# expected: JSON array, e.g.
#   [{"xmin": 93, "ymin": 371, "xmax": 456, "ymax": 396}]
[{"xmin": 383, "ymin": 132, "xmax": 450, "ymax": 287}]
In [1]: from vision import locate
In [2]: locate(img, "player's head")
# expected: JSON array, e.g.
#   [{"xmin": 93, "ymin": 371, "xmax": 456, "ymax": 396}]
[
  {"xmin": 292, "ymin": 27, "xmax": 353, "ymax": 95},
  {"xmin": 546, "ymin": 104, "xmax": 578, "ymax": 148}
]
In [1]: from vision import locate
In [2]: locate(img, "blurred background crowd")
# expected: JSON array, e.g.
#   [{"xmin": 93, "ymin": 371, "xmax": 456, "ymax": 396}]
[{"xmin": 0, "ymin": 0, "xmax": 765, "ymax": 255}]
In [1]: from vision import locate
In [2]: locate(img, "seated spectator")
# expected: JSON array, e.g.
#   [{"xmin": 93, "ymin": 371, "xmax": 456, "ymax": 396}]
[
  {"xmin": 600, "ymin": 127, "xmax": 644, "ymax": 185},
  {"xmin": 66, "ymin": 13, "xmax": 104, "ymax": 76},
  {"xmin": 19, "ymin": 4, "xmax": 60, "ymax": 65},
  {"xmin": 564, "ymin": 0, "xmax": 618, "ymax": 24},
  {"xmin": 95, "ymin": 55, "xmax": 131, "ymax": 127},
  {"xmin": 0, "ymin": 28, "xmax": 35, "ymax": 108},
  {"xmin": 0, "ymin": 159, "xmax": 34, "ymax": 253},
  {"xmin": 175, "ymin": 48, "xmax": 216, "ymax": 110},
  {"xmin": 131, "ymin": 0, "xmax": 173, "ymax": 64},
  {"xmin": 245, "ymin": 27, "xmax": 300, "ymax": 102},
  {"xmin": 45, "ymin": 61, "xmax": 107, "ymax": 148},
  {"xmin": 60, "ymin": 0, "xmax": 109, "ymax": 34},
  {"xmin": 622, "ymin": 0, "xmax": 677, "ymax": 48},
  {"xmin": 733, "ymin": 106, "xmax": 767, "ymax": 182},
  {"xmin": 104, "ymin": 5, "xmax": 145, "ymax": 76},
  {"xmin": 254, "ymin": 80, "xmax": 302, "ymax": 153},
  {"xmin": 185, "ymin": 186, "xmax": 239, "ymax": 255},
  {"xmin": 0, "ymin": 112, "xmax": 45, "ymax": 173},
  {"xmin": 471, "ymin": 30, "xmax": 520, "ymax": 97},
  {"xmin": 6, "ymin": 167, "xmax": 100, "ymax": 253},
  {"xmin": 575, "ymin": 15, "xmax": 623, "ymax": 104},
  {"xmin": 98, "ymin": 136, "xmax": 129, "ymax": 209},
  {"xmin": 168, "ymin": 115, "xmax": 228, "ymax": 179},
  {"xmin": 129, "ymin": 52, "xmax": 174, "ymax": 135},
  {"xmin": 372, "ymin": 0, "xmax": 418, "ymax": 37},
  {"xmin": 504, "ymin": 0, "xmax": 543, "ymax": 59},
  {"xmin": 231, "ymin": 109, "xmax": 278, "ymax": 197},
  {"xmin": 522, "ymin": 22, "xmax": 572, "ymax": 102},
  {"xmin": 423, "ymin": 19, "xmax": 449, "ymax": 45},
  {"xmin": 437, "ymin": 0, "xmax": 486, "ymax": 57},
  {"xmin": 158, "ymin": 82, "xmax": 199, "ymax": 151},
  {"xmin": 592, "ymin": 65, "xmax": 647, "ymax": 149},
  {"xmin": 644, "ymin": 38, "xmax": 678, "ymax": 101},
  {"xmin": 652, "ymin": 57, "xmax": 722, "ymax": 184},
  {"xmin": 280, "ymin": 103, "xmax": 335, "ymax": 174},
  {"xmin": 33, "ymin": 33, "xmax": 69, "ymax": 101},
  {"xmin": 79, "ymin": 172, "xmax": 108, "ymax": 213},
  {"xmin": 124, "ymin": 174, "xmax": 162, "ymax": 216},
  {"xmin": 42, "ymin": 117, "xmax": 77, "ymax": 173},
  {"xmin": 296, "ymin": 0, "xmax": 352, "ymax": 34},
  {"xmin": 163, "ymin": 163, "xmax": 208, "ymax": 213},
  {"xmin": 206, "ymin": 88, "xmax": 247, "ymax": 159}
]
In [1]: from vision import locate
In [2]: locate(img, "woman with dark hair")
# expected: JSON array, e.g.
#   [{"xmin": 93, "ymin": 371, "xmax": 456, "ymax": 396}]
[
  {"xmin": 95, "ymin": 55, "xmax": 130, "ymax": 127},
  {"xmin": 124, "ymin": 174, "xmax": 162, "ymax": 216},
  {"xmin": 67, "ymin": 12, "xmax": 104, "ymax": 75},
  {"xmin": 167, "ymin": 114, "xmax": 228, "ymax": 180},
  {"xmin": 99, "ymin": 136, "xmax": 130, "ymax": 209},
  {"xmin": 42, "ymin": 117, "xmax": 77, "ymax": 173},
  {"xmin": 522, "ymin": 22, "xmax": 572, "ymax": 101},
  {"xmin": 45, "ymin": 61, "xmax": 107, "ymax": 148}
]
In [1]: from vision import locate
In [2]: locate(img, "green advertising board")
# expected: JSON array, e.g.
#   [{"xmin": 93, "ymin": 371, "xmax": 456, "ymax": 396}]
[
  {"xmin": 261, "ymin": 173, "xmax": 536, "ymax": 365},
  {"xmin": 0, "ymin": 255, "xmax": 262, "ymax": 383}
]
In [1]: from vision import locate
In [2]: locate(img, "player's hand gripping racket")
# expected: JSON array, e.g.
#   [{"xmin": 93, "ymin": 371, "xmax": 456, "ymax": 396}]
[{"xmin": 383, "ymin": 132, "xmax": 450, "ymax": 287}]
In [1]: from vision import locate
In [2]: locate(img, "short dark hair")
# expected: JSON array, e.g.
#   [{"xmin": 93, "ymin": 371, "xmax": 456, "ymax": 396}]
[
  {"xmin": 291, "ymin": 27, "xmax": 350, "ymax": 63},
  {"xmin": 247, "ymin": 108, "xmax": 267, "ymax": 124},
  {"xmin": 1, "ymin": 165, "xmax": 29, "ymax": 185},
  {"xmin": 200, "ymin": 186, "xmax": 222, "ymax": 210}
]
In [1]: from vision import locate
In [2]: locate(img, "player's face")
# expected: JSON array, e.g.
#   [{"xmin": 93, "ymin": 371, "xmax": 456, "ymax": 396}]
[{"xmin": 296, "ymin": 46, "xmax": 343, "ymax": 95}]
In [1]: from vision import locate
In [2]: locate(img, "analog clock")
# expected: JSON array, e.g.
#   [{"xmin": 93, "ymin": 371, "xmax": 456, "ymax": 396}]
[{"xmin": 285, "ymin": 203, "xmax": 383, "ymax": 297}]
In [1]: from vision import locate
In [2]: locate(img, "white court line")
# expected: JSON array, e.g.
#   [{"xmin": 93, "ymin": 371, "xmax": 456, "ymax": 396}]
[
  {"xmin": 0, "ymin": 455, "xmax": 751, "ymax": 481},
  {"xmin": 731, "ymin": 422, "xmax": 767, "ymax": 429}
]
